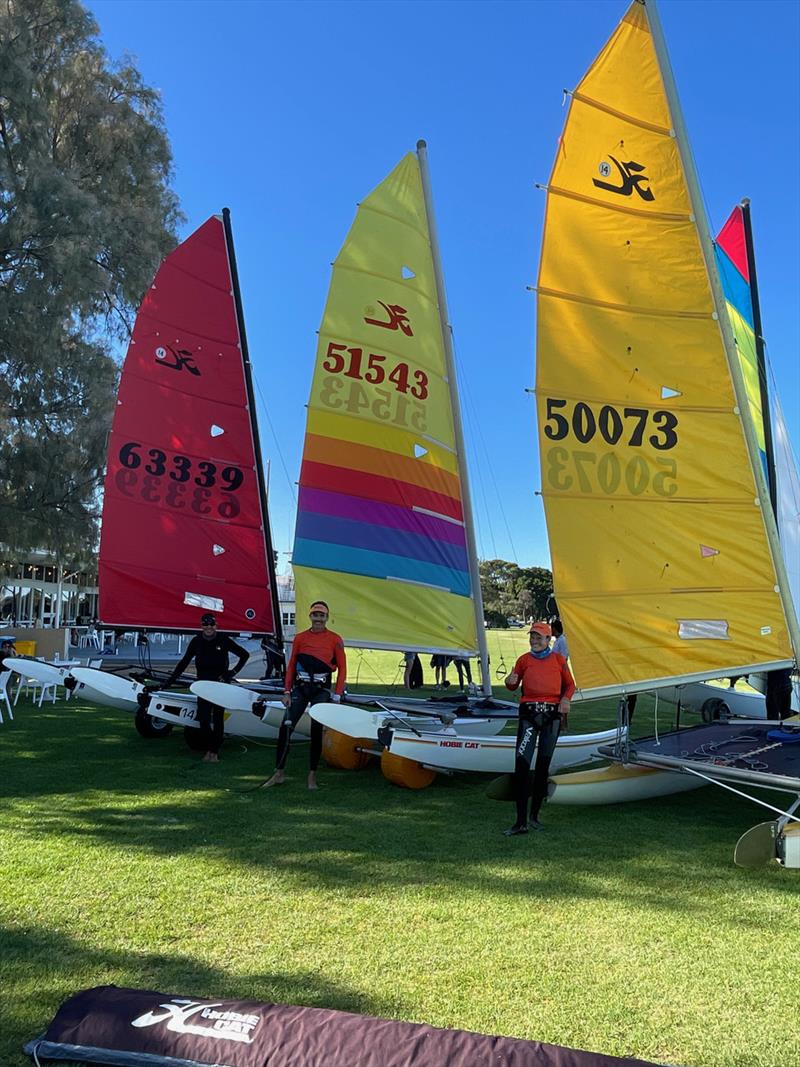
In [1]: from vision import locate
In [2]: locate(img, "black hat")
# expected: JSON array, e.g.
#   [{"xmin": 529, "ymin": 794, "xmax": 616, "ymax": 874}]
[{"xmin": 200, "ymin": 613, "xmax": 217, "ymax": 626}]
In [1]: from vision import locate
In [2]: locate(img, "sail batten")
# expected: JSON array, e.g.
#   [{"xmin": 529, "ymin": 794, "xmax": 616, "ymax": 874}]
[{"xmin": 535, "ymin": 0, "xmax": 795, "ymax": 694}]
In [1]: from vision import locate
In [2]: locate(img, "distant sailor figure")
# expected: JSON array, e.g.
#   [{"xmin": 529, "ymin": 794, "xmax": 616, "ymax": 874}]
[
  {"xmin": 164, "ymin": 613, "xmax": 249, "ymax": 763},
  {"xmin": 551, "ymin": 619, "xmax": 568, "ymax": 659},
  {"xmin": 503, "ymin": 621, "xmax": 575, "ymax": 836},
  {"xmin": 264, "ymin": 600, "xmax": 347, "ymax": 790}
]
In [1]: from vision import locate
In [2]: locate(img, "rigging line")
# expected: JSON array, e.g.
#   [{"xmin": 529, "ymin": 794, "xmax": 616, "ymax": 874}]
[
  {"xmin": 251, "ymin": 371, "xmax": 297, "ymax": 507},
  {"xmin": 451, "ymin": 331, "xmax": 516, "ymax": 561},
  {"xmin": 458, "ymin": 362, "xmax": 497, "ymax": 560}
]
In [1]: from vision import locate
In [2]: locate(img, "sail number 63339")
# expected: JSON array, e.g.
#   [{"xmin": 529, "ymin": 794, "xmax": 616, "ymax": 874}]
[{"xmin": 543, "ymin": 398, "xmax": 679, "ymax": 450}]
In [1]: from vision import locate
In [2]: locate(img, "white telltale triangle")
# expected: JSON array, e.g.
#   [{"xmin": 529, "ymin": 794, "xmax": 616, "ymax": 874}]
[
  {"xmin": 210, "ymin": 424, "xmax": 224, "ymax": 438},
  {"xmin": 413, "ymin": 443, "xmax": 428, "ymax": 459},
  {"xmin": 700, "ymin": 544, "xmax": 720, "ymax": 558},
  {"xmin": 213, "ymin": 544, "xmax": 225, "ymax": 556},
  {"xmin": 402, "ymin": 265, "xmax": 415, "ymax": 280},
  {"xmin": 661, "ymin": 386, "xmax": 682, "ymax": 400}
]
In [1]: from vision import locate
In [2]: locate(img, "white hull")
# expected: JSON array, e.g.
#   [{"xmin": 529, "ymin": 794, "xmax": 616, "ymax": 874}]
[
  {"xmin": 549, "ymin": 763, "xmax": 706, "ymax": 805},
  {"xmin": 388, "ymin": 727, "xmax": 619, "ymax": 774},
  {"xmin": 147, "ymin": 698, "xmax": 281, "ymax": 741},
  {"xmin": 658, "ymin": 681, "xmax": 767, "ymax": 720}
]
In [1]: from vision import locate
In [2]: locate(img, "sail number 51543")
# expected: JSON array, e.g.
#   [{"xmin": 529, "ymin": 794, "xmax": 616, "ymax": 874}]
[
  {"xmin": 543, "ymin": 398, "xmax": 678, "ymax": 450},
  {"xmin": 323, "ymin": 342, "xmax": 428, "ymax": 399}
]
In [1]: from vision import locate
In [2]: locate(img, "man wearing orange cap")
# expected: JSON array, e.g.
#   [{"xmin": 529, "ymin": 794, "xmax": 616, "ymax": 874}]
[{"xmin": 503, "ymin": 621, "xmax": 575, "ymax": 836}]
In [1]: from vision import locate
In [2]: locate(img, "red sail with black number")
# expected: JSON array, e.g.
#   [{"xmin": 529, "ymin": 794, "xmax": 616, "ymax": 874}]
[{"xmin": 99, "ymin": 214, "xmax": 278, "ymax": 634}]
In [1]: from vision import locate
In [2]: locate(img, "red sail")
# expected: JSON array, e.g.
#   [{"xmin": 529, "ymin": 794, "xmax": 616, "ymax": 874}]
[{"xmin": 99, "ymin": 215, "xmax": 277, "ymax": 633}]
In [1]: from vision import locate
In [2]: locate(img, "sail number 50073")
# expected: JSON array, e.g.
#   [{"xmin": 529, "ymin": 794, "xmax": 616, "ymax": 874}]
[
  {"xmin": 544, "ymin": 398, "xmax": 678, "ymax": 450},
  {"xmin": 546, "ymin": 447, "xmax": 678, "ymax": 497}
]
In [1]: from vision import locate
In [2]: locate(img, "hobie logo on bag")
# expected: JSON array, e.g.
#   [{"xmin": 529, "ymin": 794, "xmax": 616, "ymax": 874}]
[
  {"xmin": 131, "ymin": 998, "xmax": 260, "ymax": 1043},
  {"xmin": 593, "ymin": 156, "xmax": 655, "ymax": 201}
]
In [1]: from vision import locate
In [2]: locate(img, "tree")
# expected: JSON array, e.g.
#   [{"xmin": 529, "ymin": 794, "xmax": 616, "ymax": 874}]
[
  {"xmin": 0, "ymin": 0, "xmax": 182, "ymax": 562},
  {"xmin": 479, "ymin": 558, "xmax": 554, "ymax": 626}
]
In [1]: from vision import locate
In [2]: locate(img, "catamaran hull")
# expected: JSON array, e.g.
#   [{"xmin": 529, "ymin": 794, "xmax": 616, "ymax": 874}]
[
  {"xmin": 146, "ymin": 699, "xmax": 281, "ymax": 741},
  {"xmin": 387, "ymin": 727, "xmax": 619, "ymax": 775},
  {"xmin": 549, "ymin": 763, "xmax": 706, "ymax": 805}
]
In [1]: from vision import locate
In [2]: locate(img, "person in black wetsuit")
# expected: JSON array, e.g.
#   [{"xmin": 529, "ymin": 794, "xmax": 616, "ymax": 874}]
[{"xmin": 164, "ymin": 613, "xmax": 249, "ymax": 762}]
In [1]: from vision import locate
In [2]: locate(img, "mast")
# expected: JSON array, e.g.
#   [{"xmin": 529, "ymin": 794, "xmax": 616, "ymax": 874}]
[
  {"xmin": 416, "ymin": 141, "xmax": 491, "ymax": 696},
  {"xmin": 221, "ymin": 207, "xmax": 283, "ymax": 644},
  {"xmin": 740, "ymin": 198, "xmax": 778, "ymax": 517},
  {"xmin": 644, "ymin": 0, "xmax": 800, "ymax": 663}
]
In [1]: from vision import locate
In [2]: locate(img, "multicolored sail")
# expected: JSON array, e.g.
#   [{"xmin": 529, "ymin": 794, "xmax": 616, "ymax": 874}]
[
  {"xmin": 714, "ymin": 206, "xmax": 770, "ymax": 487},
  {"xmin": 535, "ymin": 1, "xmax": 795, "ymax": 696},
  {"xmin": 99, "ymin": 214, "xmax": 280, "ymax": 634},
  {"xmin": 293, "ymin": 152, "xmax": 478, "ymax": 655}
]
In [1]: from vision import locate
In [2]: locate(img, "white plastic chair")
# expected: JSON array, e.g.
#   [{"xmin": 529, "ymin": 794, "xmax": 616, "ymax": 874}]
[
  {"xmin": 0, "ymin": 671, "xmax": 13, "ymax": 723},
  {"xmin": 14, "ymin": 663, "xmax": 59, "ymax": 707}
]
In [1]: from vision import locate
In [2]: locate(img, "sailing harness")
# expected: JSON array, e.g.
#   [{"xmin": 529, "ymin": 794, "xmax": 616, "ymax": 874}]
[{"xmin": 517, "ymin": 702, "xmax": 561, "ymax": 764}]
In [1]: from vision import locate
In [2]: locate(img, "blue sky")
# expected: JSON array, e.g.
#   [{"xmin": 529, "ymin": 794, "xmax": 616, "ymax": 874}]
[{"xmin": 89, "ymin": 0, "xmax": 799, "ymax": 572}]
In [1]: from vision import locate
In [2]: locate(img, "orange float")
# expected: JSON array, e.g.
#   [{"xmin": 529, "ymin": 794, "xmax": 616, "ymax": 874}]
[
  {"xmin": 322, "ymin": 728, "xmax": 372, "ymax": 770},
  {"xmin": 380, "ymin": 749, "xmax": 436, "ymax": 789}
]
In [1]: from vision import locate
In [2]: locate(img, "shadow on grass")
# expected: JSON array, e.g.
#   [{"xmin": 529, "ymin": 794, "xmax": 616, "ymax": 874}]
[
  {"xmin": 3, "ymin": 696, "xmax": 795, "ymax": 923},
  {"xmin": 0, "ymin": 921, "xmax": 391, "ymax": 1067}
]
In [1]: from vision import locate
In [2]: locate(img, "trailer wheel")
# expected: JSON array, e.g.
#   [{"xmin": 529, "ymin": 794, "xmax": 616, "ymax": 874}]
[
  {"xmin": 134, "ymin": 708, "xmax": 173, "ymax": 739},
  {"xmin": 700, "ymin": 697, "xmax": 729, "ymax": 723}
]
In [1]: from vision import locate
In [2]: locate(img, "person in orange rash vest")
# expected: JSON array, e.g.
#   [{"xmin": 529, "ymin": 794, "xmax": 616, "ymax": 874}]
[
  {"xmin": 263, "ymin": 600, "xmax": 346, "ymax": 790},
  {"xmin": 503, "ymin": 621, "xmax": 575, "ymax": 836}
]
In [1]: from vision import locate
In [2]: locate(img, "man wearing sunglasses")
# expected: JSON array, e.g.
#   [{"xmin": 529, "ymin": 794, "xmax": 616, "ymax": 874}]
[
  {"xmin": 263, "ymin": 600, "xmax": 346, "ymax": 790},
  {"xmin": 164, "ymin": 613, "xmax": 249, "ymax": 763}
]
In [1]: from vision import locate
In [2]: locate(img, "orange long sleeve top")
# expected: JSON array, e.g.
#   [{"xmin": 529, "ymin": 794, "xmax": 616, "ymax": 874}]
[
  {"xmin": 505, "ymin": 651, "xmax": 575, "ymax": 704},
  {"xmin": 284, "ymin": 628, "xmax": 347, "ymax": 695}
]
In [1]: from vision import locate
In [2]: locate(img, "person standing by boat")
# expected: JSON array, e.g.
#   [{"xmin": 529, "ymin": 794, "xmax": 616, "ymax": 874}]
[
  {"xmin": 551, "ymin": 619, "xmax": 568, "ymax": 659},
  {"xmin": 264, "ymin": 600, "xmax": 346, "ymax": 790},
  {"xmin": 503, "ymin": 621, "xmax": 575, "ymax": 836},
  {"xmin": 163, "ymin": 613, "xmax": 249, "ymax": 763}
]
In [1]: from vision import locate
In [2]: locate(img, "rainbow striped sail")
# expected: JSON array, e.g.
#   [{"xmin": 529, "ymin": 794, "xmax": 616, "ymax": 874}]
[
  {"xmin": 293, "ymin": 152, "xmax": 478, "ymax": 655},
  {"xmin": 714, "ymin": 206, "xmax": 769, "ymax": 485}
]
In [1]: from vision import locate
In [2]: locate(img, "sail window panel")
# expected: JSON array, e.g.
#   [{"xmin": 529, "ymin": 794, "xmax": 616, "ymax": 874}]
[
  {"xmin": 293, "ymin": 566, "xmax": 477, "ymax": 655},
  {"xmin": 536, "ymin": 293, "xmax": 736, "ymax": 408},
  {"xmin": 575, "ymin": 2, "xmax": 671, "ymax": 135},
  {"xmin": 540, "ymin": 196, "xmax": 710, "ymax": 315},
  {"xmin": 563, "ymin": 591, "xmax": 790, "ymax": 693},
  {"xmin": 551, "ymin": 99, "xmax": 690, "ymax": 219},
  {"xmin": 113, "ymin": 376, "xmax": 260, "ymax": 467},
  {"xmin": 546, "ymin": 499, "xmax": 781, "ymax": 598}
]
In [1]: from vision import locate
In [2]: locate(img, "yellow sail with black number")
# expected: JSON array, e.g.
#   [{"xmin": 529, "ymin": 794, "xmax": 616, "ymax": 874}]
[
  {"xmin": 293, "ymin": 152, "xmax": 478, "ymax": 655},
  {"xmin": 536, "ymin": 0, "xmax": 794, "ymax": 696}
]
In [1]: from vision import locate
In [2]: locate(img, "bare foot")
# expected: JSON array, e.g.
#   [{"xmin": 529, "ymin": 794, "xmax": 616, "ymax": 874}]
[
  {"xmin": 262, "ymin": 771, "xmax": 285, "ymax": 788},
  {"xmin": 202, "ymin": 752, "xmax": 219, "ymax": 763},
  {"xmin": 307, "ymin": 772, "xmax": 318, "ymax": 791}
]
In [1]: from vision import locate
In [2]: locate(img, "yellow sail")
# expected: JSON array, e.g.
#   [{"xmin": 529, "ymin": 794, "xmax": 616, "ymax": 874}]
[
  {"xmin": 536, "ymin": 1, "xmax": 794, "ymax": 695},
  {"xmin": 293, "ymin": 152, "xmax": 479, "ymax": 655}
]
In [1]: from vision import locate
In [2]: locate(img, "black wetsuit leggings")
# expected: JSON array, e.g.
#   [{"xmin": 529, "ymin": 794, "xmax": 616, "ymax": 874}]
[
  {"xmin": 275, "ymin": 684, "xmax": 330, "ymax": 771},
  {"xmin": 513, "ymin": 706, "xmax": 561, "ymax": 826},
  {"xmin": 197, "ymin": 697, "xmax": 224, "ymax": 755}
]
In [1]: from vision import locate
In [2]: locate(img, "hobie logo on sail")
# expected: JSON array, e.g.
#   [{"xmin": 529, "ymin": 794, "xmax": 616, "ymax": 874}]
[
  {"xmin": 155, "ymin": 344, "xmax": 201, "ymax": 376},
  {"xmin": 593, "ymin": 156, "xmax": 655, "ymax": 202},
  {"xmin": 130, "ymin": 998, "xmax": 260, "ymax": 1043},
  {"xmin": 364, "ymin": 301, "xmax": 414, "ymax": 336}
]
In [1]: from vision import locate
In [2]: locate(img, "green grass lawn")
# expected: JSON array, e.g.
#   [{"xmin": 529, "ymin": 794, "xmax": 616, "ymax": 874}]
[{"xmin": 1, "ymin": 644, "xmax": 798, "ymax": 1067}]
